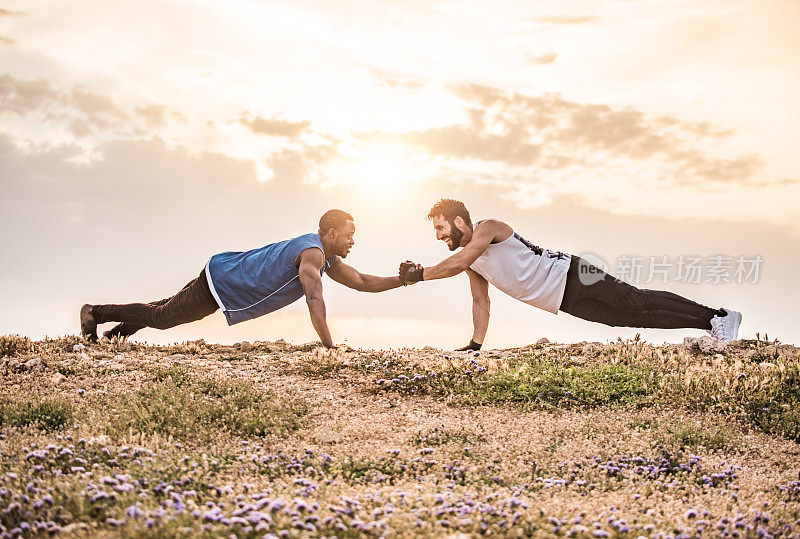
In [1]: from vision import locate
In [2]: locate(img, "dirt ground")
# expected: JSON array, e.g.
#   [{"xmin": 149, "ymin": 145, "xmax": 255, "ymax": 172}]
[{"xmin": 1, "ymin": 336, "xmax": 799, "ymax": 537}]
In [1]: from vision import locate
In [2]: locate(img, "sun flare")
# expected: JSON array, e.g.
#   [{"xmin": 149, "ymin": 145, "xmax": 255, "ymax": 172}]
[{"xmin": 327, "ymin": 143, "xmax": 419, "ymax": 194}]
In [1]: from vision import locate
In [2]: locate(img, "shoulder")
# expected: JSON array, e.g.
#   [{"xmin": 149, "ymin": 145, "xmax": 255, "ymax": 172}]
[
  {"xmin": 290, "ymin": 233, "xmax": 322, "ymax": 247},
  {"xmin": 288, "ymin": 233, "xmax": 323, "ymax": 258},
  {"xmin": 474, "ymin": 219, "xmax": 512, "ymax": 241},
  {"xmin": 297, "ymin": 246, "xmax": 325, "ymax": 267}
]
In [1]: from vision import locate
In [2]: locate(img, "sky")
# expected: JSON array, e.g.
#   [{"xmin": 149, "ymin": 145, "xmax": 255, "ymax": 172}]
[{"xmin": 1, "ymin": 0, "xmax": 798, "ymax": 349}]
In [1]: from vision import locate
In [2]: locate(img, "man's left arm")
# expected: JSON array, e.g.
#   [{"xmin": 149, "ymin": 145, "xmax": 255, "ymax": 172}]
[{"xmin": 326, "ymin": 258, "xmax": 408, "ymax": 292}]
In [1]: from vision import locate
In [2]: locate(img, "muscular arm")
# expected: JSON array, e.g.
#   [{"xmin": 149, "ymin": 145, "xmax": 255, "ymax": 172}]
[
  {"xmin": 326, "ymin": 258, "xmax": 406, "ymax": 292},
  {"xmin": 422, "ymin": 220, "xmax": 512, "ymax": 281},
  {"xmin": 466, "ymin": 268, "xmax": 490, "ymax": 345},
  {"xmin": 297, "ymin": 248, "xmax": 334, "ymax": 348}
]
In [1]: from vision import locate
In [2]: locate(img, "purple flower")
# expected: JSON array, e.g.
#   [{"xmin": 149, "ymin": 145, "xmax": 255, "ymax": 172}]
[
  {"xmin": 202, "ymin": 510, "xmax": 221, "ymax": 522},
  {"xmin": 126, "ymin": 505, "xmax": 144, "ymax": 519}
]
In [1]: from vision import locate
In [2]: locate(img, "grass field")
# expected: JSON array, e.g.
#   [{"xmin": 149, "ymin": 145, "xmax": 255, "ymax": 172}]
[{"xmin": 1, "ymin": 334, "xmax": 799, "ymax": 537}]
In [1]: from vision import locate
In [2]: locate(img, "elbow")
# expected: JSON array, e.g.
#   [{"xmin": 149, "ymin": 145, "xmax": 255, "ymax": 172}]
[
  {"xmin": 304, "ymin": 290, "xmax": 324, "ymax": 305},
  {"xmin": 356, "ymin": 282, "xmax": 371, "ymax": 293},
  {"xmin": 448, "ymin": 261, "xmax": 469, "ymax": 277},
  {"xmin": 349, "ymin": 282, "xmax": 369, "ymax": 293}
]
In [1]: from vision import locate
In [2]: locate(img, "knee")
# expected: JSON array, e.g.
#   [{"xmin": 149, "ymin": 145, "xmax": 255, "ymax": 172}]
[{"xmin": 149, "ymin": 307, "xmax": 175, "ymax": 330}]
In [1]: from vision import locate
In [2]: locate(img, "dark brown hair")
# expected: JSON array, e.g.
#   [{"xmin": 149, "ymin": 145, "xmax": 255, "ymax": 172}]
[
  {"xmin": 319, "ymin": 209, "xmax": 354, "ymax": 234},
  {"xmin": 427, "ymin": 199, "xmax": 472, "ymax": 227}
]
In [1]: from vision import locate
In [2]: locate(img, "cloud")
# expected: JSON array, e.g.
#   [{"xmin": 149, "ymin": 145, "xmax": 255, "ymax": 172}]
[
  {"xmin": 367, "ymin": 67, "xmax": 425, "ymax": 90},
  {"xmin": 135, "ymin": 104, "xmax": 186, "ymax": 127},
  {"xmin": 526, "ymin": 52, "xmax": 558, "ymax": 65},
  {"xmin": 70, "ymin": 88, "xmax": 127, "ymax": 119},
  {"xmin": 360, "ymin": 124, "xmax": 541, "ymax": 166},
  {"xmin": 0, "ymin": 73, "xmax": 185, "ymax": 138},
  {"xmin": 0, "ymin": 36, "xmax": 13, "ymax": 45},
  {"xmin": 240, "ymin": 114, "xmax": 310, "ymax": 138},
  {"xmin": 358, "ymin": 83, "xmax": 762, "ymax": 187},
  {"xmin": 380, "ymin": 76, "xmax": 425, "ymax": 90},
  {"xmin": 0, "ymin": 73, "xmax": 59, "ymax": 114},
  {"xmin": 267, "ymin": 140, "xmax": 341, "ymax": 183},
  {"xmin": 0, "ymin": 8, "xmax": 26, "ymax": 17}
]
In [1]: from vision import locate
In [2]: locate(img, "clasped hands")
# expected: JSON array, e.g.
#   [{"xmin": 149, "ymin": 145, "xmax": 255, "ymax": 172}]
[{"xmin": 398, "ymin": 260, "xmax": 424, "ymax": 285}]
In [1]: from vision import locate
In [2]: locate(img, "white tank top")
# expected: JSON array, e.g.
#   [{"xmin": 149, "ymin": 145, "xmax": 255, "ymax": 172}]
[{"xmin": 469, "ymin": 226, "xmax": 572, "ymax": 314}]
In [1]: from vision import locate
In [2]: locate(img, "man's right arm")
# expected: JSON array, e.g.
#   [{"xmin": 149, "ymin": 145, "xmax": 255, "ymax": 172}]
[{"xmin": 298, "ymin": 248, "xmax": 335, "ymax": 348}]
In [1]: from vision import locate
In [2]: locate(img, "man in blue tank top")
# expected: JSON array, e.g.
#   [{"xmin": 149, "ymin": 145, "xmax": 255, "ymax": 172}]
[
  {"xmin": 80, "ymin": 210, "xmax": 410, "ymax": 348},
  {"xmin": 399, "ymin": 199, "xmax": 743, "ymax": 350}
]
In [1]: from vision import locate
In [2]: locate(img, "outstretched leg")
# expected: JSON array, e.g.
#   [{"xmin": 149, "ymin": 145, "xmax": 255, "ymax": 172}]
[
  {"xmin": 82, "ymin": 269, "xmax": 219, "ymax": 338},
  {"xmin": 101, "ymin": 278, "xmax": 197, "ymax": 339},
  {"xmin": 559, "ymin": 256, "xmax": 725, "ymax": 330}
]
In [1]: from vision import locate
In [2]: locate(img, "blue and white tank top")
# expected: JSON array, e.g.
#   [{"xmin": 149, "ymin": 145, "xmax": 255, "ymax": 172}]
[{"xmin": 205, "ymin": 233, "xmax": 336, "ymax": 325}]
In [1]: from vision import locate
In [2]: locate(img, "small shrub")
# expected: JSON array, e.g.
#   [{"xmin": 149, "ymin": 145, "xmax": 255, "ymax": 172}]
[
  {"xmin": 56, "ymin": 363, "xmax": 77, "ymax": 376},
  {"xmin": 0, "ymin": 397, "xmax": 73, "ymax": 431},
  {"xmin": 657, "ymin": 422, "xmax": 733, "ymax": 451},
  {"xmin": 474, "ymin": 361, "xmax": 658, "ymax": 408},
  {"xmin": 105, "ymin": 368, "xmax": 306, "ymax": 442},
  {"xmin": 0, "ymin": 334, "xmax": 33, "ymax": 357}
]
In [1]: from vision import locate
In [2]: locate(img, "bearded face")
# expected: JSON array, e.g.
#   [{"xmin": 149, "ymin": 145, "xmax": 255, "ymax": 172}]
[{"xmin": 432, "ymin": 215, "xmax": 464, "ymax": 251}]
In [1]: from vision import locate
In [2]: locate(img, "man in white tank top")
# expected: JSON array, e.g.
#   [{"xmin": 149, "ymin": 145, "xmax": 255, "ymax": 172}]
[{"xmin": 399, "ymin": 199, "xmax": 742, "ymax": 350}]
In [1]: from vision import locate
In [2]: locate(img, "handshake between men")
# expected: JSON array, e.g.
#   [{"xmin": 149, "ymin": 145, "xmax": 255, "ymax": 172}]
[{"xmin": 398, "ymin": 260, "xmax": 424, "ymax": 285}]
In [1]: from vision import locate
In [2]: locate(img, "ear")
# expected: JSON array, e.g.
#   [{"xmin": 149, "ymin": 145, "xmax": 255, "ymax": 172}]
[{"xmin": 453, "ymin": 216, "xmax": 466, "ymax": 229}]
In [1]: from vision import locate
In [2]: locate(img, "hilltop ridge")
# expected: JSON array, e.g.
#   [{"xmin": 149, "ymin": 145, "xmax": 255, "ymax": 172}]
[{"xmin": 1, "ymin": 334, "xmax": 799, "ymax": 536}]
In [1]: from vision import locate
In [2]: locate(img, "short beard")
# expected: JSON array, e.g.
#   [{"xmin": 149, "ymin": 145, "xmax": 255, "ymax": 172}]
[{"xmin": 446, "ymin": 220, "xmax": 463, "ymax": 251}]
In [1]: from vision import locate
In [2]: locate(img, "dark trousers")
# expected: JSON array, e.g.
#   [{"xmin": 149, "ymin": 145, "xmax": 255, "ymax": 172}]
[
  {"xmin": 92, "ymin": 269, "xmax": 219, "ymax": 336},
  {"xmin": 559, "ymin": 256, "xmax": 719, "ymax": 330}
]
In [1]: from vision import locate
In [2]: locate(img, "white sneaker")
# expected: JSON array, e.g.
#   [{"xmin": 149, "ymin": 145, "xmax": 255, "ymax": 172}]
[{"xmin": 708, "ymin": 308, "xmax": 742, "ymax": 342}]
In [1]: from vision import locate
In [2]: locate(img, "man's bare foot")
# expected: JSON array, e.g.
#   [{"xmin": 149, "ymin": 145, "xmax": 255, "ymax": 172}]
[{"xmin": 80, "ymin": 304, "xmax": 98, "ymax": 342}]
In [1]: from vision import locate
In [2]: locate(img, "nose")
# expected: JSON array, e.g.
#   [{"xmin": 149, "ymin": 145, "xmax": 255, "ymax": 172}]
[{"xmin": 436, "ymin": 231, "xmax": 445, "ymax": 240}]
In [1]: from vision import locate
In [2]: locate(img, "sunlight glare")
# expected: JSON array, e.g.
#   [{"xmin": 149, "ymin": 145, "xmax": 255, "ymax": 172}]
[{"xmin": 327, "ymin": 143, "xmax": 419, "ymax": 195}]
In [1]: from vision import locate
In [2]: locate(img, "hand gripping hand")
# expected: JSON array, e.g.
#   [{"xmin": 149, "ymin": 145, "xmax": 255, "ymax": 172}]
[{"xmin": 399, "ymin": 260, "xmax": 424, "ymax": 285}]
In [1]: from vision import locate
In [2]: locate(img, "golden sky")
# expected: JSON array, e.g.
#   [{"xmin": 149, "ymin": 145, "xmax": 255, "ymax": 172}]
[{"xmin": 1, "ymin": 0, "xmax": 798, "ymax": 347}]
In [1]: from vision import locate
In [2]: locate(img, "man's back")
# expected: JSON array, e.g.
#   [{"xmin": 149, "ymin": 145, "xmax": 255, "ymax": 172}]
[
  {"xmin": 469, "ymin": 224, "xmax": 571, "ymax": 314},
  {"xmin": 206, "ymin": 233, "xmax": 335, "ymax": 325}
]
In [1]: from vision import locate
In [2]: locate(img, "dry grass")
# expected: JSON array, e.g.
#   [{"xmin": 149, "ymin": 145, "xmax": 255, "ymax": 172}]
[{"xmin": 0, "ymin": 334, "xmax": 799, "ymax": 537}]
